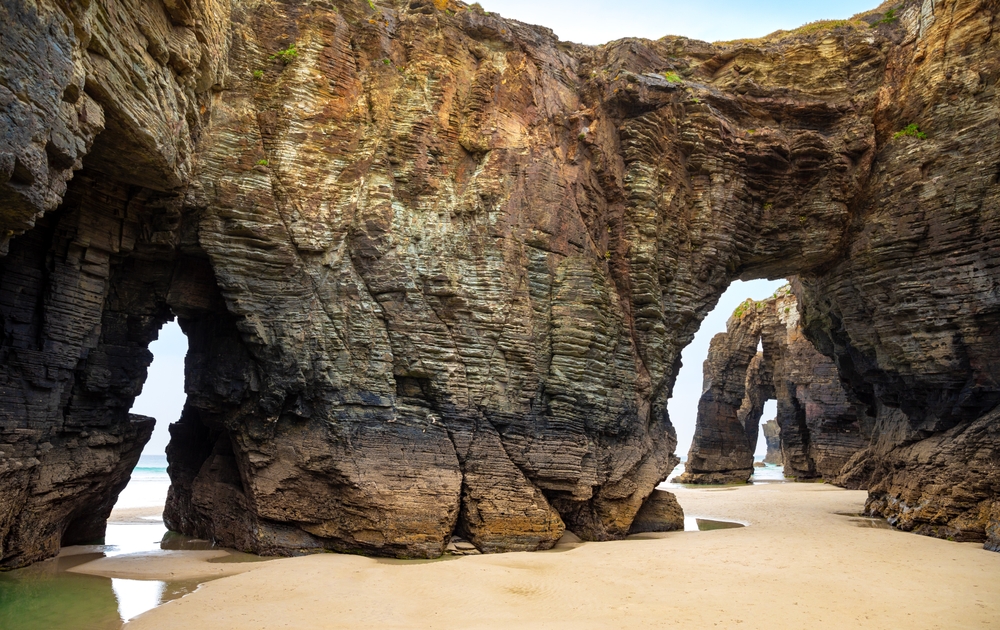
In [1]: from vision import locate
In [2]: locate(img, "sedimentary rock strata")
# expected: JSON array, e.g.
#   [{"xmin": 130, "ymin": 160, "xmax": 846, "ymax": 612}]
[
  {"xmin": 678, "ymin": 299, "xmax": 765, "ymax": 484},
  {"xmin": 794, "ymin": 0, "xmax": 1000, "ymax": 542},
  {"xmin": 680, "ymin": 287, "xmax": 870, "ymax": 484},
  {"xmin": 762, "ymin": 420, "xmax": 782, "ymax": 465},
  {"xmin": 627, "ymin": 490, "xmax": 684, "ymax": 534},
  {"xmin": 1, "ymin": 0, "xmax": 999, "ymax": 566}
]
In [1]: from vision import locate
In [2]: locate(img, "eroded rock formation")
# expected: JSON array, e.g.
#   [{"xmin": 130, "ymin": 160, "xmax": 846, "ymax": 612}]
[
  {"xmin": 2, "ymin": 0, "xmax": 999, "ymax": 566},
  {"xmin": 762, "ymin": 419, "xmax": 782, "ymax": 465},
  {"xmin": 680, "ymin": 286, "xmax": 870, "ymax": 484},
  {"xmin": 627, "ymin": 490, "xmax": 684, "ymax": 534}
]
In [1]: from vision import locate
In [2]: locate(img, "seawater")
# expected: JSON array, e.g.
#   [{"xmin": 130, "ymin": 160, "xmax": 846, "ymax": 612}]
[
  {"xmin": 660, "ymin": 456, "xmax": 783, "ymax": 531},
  {"xmin": 0, "ymin": 455, "xmax": 184, "ymax": 629},
  {"xmin": 662, "ymin": 457, "xmax": 787, "ymax": 486},
  {"xmin": 115, "ymin": 455, "xmax": 170, "ymax": 510}
]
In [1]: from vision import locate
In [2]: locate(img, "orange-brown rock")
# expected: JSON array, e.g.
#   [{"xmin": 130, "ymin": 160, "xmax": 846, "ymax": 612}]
[{"xmin": 627, "ymin": 490, "xmax": 684, "ymax": 534}]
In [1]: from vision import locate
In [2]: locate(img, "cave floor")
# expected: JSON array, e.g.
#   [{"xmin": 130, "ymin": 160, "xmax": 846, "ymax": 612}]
[{"xmin": 125, "ymin": 483, "xmax": 1000, "ymax": 629}]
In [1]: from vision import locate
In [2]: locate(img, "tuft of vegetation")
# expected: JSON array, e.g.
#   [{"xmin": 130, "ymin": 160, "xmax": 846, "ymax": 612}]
[
  {"xmin": 746, "ymin": 129, "xmax": 756, "ymax": 135},
  {"xmin": 270, "ymin": 44, "xmax": 299, "ymax": 64},
  {"xmin": 256, "ymin": 159, "xmax": 269, "ymax": 166},
  {"xmin": 733, "ymin": 298, "xmax": 755, "ymax": 319},
  {"xmin": 871, "ymin": 7, "xmax": 899, "ymax": 27},
  {"xmin": 252, "ymin": 69, "xmax": 264, "ymax": 79},
  {"xmin": 661, "ymin": 71, "xmax": 683, "ymax": 84},
  {"xmin": 763, "ymin": 202, "xmax": 773, "ymax": 211},
  {"xmin": 578, "ymin": 132, "xmax": 587, "ymax": 141},
  {"xmin": 469, "ymin": 2, "xmax": 488, "ymax": 14},
  {"xmin": 367, "ymin": 0, "xmax": 376, "ymax": 9},
  {"xmin": 383, "ymin": 58, "xmax": 391, "ymax": 65},
  {"xmin": 893, "ymin": 123, "xmax": 927, "ymax": 140}
]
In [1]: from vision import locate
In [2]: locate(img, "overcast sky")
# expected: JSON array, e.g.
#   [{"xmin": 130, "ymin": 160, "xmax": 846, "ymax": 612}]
[
  {"xmin": 131, "ymin": 320, "xmax": 186, "ymax": 456},
  {"xmin": 474, "ymin": 0, "xmax": 881, "ymax": 44},
  {"xmin": 132, "ymin": 0, "xmax": 865, "ymax": 458}
]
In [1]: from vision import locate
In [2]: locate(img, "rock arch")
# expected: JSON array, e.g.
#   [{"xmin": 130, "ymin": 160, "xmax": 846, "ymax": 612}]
[
  {"xmin": 1, "ymin": 0, "xmax": 999, "ymax": 567},
  {"xmin": 679, "ymin": 286, "xmax": 870, "ymax": 485}
]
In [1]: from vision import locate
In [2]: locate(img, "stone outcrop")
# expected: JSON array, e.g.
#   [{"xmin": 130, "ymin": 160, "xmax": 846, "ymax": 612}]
[
  {"xmin": 627, "ymin": 490, "xmax": 684, "ymax": 534},
  {"xmin": 1, "ymin": 0, "xmax": 999, "ymax": 567},
  {"xmin": 859, "ymin": 406, "xmax": 1000, "ymax": 549},
  {"xmin": 762, "ymin": 420, "xmax": 782, "ymax": 465},
  {"xmin": 678, "ymin": 299, "xmax": 766, "ymax": 484},
  {"xmin": 680, "ymin": 286, "xmax": 870, "ymax": 484},
  {"xmin": 0, "ymin": 0, "xmax": 229, "ymax": 568},
  {"xmin": 794, "ymin": 0, "xmax": 1000, "ymax": 543}
]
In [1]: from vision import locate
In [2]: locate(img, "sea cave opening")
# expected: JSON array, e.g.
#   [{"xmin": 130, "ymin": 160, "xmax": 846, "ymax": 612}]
[
  {"xmin": 112, "ymin": 318, "xmax": 186, "ymax": 539},
  {"xmin": 666, "ymin": 278, "xmax": 786, "ymax": 485}
]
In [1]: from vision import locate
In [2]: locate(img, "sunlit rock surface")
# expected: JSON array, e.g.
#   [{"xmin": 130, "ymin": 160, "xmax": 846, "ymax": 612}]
[
  {"xmin": 679, "ymin": 286, "xmax": 870, "ymax": 484},
  {"xmin": 1, "ymin": 0, "xmax": 999, "ymax": 567}
]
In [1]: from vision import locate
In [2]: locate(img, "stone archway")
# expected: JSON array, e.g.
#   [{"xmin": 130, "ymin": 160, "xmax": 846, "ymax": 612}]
[
  {"xmin": 2, "ymin": 0, "xmax": 999, "ymax": 568},
  {"xmin": 679, "ymin": 285, "xmax": 870, "ymax": 485},
  {"xmin": 0, "ymin": 165, "xmax": 229, "ymax": 567}
]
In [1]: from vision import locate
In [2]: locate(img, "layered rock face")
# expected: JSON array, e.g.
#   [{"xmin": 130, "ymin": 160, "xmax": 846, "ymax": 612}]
[
  {"xmin": 1, "ymin": 0, "xmax": 999, "ymax": 565},
  {"xmin": 0, "ymin": 0, "xmax": 229, "ymax": 568},
  {"xmin": 680, "ymin": 287, "xmax": 870, "ymax": 484},
  {"xmin": 762, "ymin": 420, "xmax": 782, "ymax": 465},
  {"xmin": 797, "ymin": 0, "xmax": 1000, "ymax": 545}
]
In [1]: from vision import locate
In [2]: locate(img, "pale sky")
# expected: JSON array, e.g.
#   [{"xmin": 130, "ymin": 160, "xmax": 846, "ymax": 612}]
[
  {"xmin": 474, "ymin": 0, "xmax": 881, "ymax": 44},
  {"xmin": 132, "ymin": 0, "xmax": 862, "ymax": 458},
  {"xmin": 131, "ymin": 320, "xmax": 185, "ymax": 455}
]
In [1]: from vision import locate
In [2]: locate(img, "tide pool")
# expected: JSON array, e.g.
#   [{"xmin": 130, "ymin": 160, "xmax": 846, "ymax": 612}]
[{"xmin": 0, "ymin": 456, "xmax": 203, "ymax": 629}]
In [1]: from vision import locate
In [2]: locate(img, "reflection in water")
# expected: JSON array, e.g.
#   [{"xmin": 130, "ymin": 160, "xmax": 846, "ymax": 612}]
[
  {"xmin": 750, "ymin": 462, "xmax": 786, "ymax": 483},
  {"xmin": 663, "ymin": 460, "xmax": 788, "ymax": 488},
  {"xmin": 0, "ymin": 528, "xmax": 230, "ymax": 629},
  {"xmin": 112, "ymin": 579, "xmax": 166, "ymax": 623},
  {"xmin": 0, "ymin": 553, "xmax": 122, "ymax": 630},
  {"xmin": 682, "ymin": 517, "xmax": 747, "ymax": 531},
  {"xmin": 694, "ymin": 518, "xmax": 746, "ymax": 531},
  {"xmin": 104, "ymin": 523, "xmax": 169, "ymax": 557}
]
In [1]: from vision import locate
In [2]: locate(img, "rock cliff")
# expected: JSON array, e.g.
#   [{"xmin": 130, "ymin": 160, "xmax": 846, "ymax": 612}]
[
  {"xmin": 679, "ymin": 286, "xmax": 870, "ymax": 484},
  {"xmin": 1, "ymin": 0, "xmax": 999, "ymax": 566}
]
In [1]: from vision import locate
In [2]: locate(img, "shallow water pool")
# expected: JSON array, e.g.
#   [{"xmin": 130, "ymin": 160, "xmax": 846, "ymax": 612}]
[{"xmin": 0, "ymin": 545, "xmax": 206, "ymax": 629}]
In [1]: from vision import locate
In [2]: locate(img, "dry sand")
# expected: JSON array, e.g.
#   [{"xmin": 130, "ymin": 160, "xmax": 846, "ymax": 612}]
[{"xmin": 124, "ymin": 483, "xmax": 1000, "ymax": 629}]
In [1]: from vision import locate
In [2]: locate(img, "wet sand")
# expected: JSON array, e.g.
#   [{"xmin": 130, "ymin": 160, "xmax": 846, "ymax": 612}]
[
  {"xmin": 67, "ymin": 549, "xmax": 269, "ymax": 582},
  {"xmin": 125, "ymin": 483, "xmax": 1000, "ymax": 629},
  {"xmin": 108, "ymin": 507, "xmax": 163, "ymax": 525}
]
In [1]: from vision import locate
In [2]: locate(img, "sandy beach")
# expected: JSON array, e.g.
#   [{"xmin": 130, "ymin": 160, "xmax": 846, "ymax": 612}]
[
  {"xmin": 113, "ymin": 483, "xmax": 1000, "ymax": 629},
  {"xmin": 108, "ymin": 507, "xmax": 164, "ymax": 525}
]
